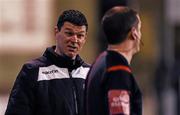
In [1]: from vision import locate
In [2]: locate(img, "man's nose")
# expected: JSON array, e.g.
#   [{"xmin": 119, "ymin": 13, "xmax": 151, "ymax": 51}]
[{"xmin": 71, "ymin": 35, "xmax": 78, "ymax": 42}]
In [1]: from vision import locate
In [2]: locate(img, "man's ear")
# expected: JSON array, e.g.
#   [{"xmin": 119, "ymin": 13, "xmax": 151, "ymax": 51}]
[
  {"xmin": 85, "ymin": 32, "xmax": 88, "ymax": 39},
  {"xmin": 54, "ymin": 26, "xmax": 59, "ymax": 35},
  {"xmin": 131, "ymin": 27, "xmax": 138, "ymax": 40}
]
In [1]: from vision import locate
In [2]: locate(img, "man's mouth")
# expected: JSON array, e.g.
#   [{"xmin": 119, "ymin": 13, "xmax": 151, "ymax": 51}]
[
  {"xmin": 67, "ymin": 45, "xmax": 77, "ymax": 52},
  {"xmin": 69, "ymin": 45, "xmax": 76, "ymax": 49}
]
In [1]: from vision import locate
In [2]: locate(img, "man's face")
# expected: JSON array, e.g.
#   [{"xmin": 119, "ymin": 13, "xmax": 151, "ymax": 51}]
[
  {"xmin": 134, "ymin": 15, "xmax": 142, "ymax": 53},
  {"xmin": 55, "ymin": 22, "xmax": 87, "ymax": 58}
]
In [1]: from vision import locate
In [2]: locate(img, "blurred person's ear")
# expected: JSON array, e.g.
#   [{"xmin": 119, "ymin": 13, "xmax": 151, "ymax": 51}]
[
  {"xmin": 54, "ymin": 26, "xmax": 59, "ymax": 35},
  {"xmin": 131, "ymin": 27, "xmax": 138, "ymax": 40}
]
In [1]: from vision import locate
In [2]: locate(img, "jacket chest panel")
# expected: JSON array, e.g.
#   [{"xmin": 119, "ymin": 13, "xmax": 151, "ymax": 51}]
[{"xmin": 38, "ymin": 65, "xmax": 89, "ymax": 81}]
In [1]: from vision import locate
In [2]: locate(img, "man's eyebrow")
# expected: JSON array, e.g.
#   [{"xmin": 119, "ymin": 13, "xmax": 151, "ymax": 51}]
[
  {"xmin": 64, "ymin": 28, "xmax": 73, "ymax": 31},
  {"xmin": 64, "ymin": 28, "xmax": 86, "ymax": 33},
  {"xmin": 77, "ymin": 31, "xmax": 86, "ymax": 34}
]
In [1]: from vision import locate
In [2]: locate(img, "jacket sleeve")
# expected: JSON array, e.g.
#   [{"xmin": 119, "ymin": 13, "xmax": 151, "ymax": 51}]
[
  {"xmin": 105, "ymin": 71, "xmax": 142, "ymax": 115},
  {"xmin": 104, "ymin": 70, "xmax": 132, "ymax": 115},
  {"xmin": 5, "ymin": 64, "xmax": 36, "ymax": 115}
]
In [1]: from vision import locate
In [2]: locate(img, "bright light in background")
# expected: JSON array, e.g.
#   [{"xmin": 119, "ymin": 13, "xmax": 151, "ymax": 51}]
[
  {"xmin": 0, "ymin": 95, "xmax": 8, "ymax": 115},
  {"xmin": 0, "ymin": 0, "xmax": 52, "ymax": 114},
  {"xmin": 166, "ymin": 0, "xmax": 180, "ymax": 24},
  {"xmin": 0, "ymin": 0, "xmax": 52, "ymax": 53}
]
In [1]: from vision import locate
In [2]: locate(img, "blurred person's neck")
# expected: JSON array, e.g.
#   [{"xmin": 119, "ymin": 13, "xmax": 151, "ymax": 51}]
[{"xmin": 107, "ymin": 43, "xmax": 133, "ymax": 64}]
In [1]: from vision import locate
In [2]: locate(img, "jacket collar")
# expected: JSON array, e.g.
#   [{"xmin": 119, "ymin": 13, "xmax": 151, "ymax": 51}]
[{"xmin": 43, "ymin": 46, "xmax": 84, "ymax": 72}]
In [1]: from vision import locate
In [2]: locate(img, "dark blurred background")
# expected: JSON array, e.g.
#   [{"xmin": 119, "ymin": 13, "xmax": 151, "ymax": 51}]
[{"xmin": 0, "ymin": 0, "xmax": 180, "ymax": 115}]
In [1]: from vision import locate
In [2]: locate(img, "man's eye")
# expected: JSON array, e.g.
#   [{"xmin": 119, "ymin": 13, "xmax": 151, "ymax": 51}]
[
  {"xmin": 65, "ymin": 32, "xmax": 74, "ymax": 36},
  {"xmin": 77, "ymin": 34, "xmax": 85, "ymax": 38}
]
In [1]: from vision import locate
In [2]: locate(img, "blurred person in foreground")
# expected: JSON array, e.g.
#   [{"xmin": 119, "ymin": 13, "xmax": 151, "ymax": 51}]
[
  {"xmin": 5, "ymin": 9, "xmax": 90, "ymax": 115},
  {"xmin": 85, "ymin": 6, "xmax": 142, "ymax": 115}
]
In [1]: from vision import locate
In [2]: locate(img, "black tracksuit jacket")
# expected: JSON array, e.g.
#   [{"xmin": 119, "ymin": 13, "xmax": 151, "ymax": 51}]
[{"xmin": 5, "ymin": 46, "xmax": 90, "ymax": 115}]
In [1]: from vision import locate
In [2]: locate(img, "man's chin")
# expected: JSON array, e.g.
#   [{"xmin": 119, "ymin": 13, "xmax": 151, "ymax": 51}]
[
  {"xmin": 66, "ymin": 52, "xmax": 77, "ymax": 59},
  {"xmin": 135, "ymin": 49, "xmax": 140, "ymax": 55}
]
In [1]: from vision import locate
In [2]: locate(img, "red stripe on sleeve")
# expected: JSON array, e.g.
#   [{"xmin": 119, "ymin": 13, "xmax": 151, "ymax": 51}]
[{"xmin": 107, "ymin": 65, "xmax": 131, "ymax": 73}]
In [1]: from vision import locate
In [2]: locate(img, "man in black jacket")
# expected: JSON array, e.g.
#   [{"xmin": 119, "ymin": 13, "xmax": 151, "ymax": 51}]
[
  {"xmin": 6, "ymin": 9, "xmax": 90, "ymax": 115},
  {"xmin": 85, "ymin": 6, "xmax": 142, "ymax": 115}
]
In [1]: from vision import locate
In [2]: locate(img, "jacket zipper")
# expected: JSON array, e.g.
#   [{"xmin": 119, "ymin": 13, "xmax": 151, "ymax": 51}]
[{"xmin": 69, "ymin": 72, "xmax": 78, "ymax": 115}]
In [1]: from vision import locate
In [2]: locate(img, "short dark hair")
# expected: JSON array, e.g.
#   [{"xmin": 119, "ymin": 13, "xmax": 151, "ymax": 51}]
[
  {"xmin": 102, "ymin": 6, "xmax": 138, "ymax": 44},
  {"xmin": 57, "ymin": 10, "xmax": 88, "ymax": 31}
]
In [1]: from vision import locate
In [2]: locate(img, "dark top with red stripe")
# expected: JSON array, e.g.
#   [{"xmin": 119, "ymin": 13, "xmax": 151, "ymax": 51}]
[{"xmin": 85, "ymin": 50, "xmax": 142, "ymax": 115}]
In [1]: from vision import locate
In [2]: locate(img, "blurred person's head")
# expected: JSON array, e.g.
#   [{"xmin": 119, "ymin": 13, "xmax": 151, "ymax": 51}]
[
  {"xmin": 54, "ymin": 10, "xmax": 88, "ymax": 59},
  {"xmin": 102, "ymin": 6, "xmax": 142, "ymax": 56}
]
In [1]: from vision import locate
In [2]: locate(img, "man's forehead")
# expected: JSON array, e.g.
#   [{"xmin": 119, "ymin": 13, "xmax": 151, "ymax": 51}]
[{"xmin": 63, "ymin": 22, "xmax": 86, "ymax": 32}]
